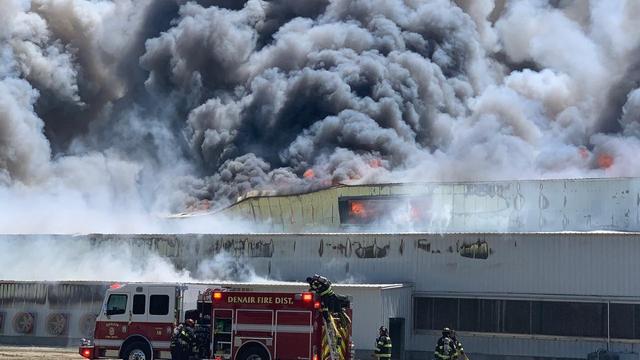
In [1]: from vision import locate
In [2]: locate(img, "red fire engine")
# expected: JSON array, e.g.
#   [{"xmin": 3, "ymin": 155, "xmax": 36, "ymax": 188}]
[{"xmin": 79, "ymin": 283, "xmax": 352, "ymax": 360}]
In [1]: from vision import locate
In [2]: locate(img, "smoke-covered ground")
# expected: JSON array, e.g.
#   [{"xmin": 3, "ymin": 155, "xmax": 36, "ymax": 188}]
[{"xmin": 1, "ymin": 0, "xmax": 640, "ymax": 233}]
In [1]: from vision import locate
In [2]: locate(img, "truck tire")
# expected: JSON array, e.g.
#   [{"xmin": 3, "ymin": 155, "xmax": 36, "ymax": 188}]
[
  {"xmin": 122, "ymin": 341, "xmax": 151, "ymax": 360},
  {"xmin": 236, "ymin": 344, "xmax": 270, "ymax": 360}
]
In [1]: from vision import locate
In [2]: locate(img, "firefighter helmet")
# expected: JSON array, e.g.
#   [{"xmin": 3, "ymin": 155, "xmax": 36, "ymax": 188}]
[
  {"xmin": 185, "ymin": 319, "xmax": 195, "ymax": 328},
  {"xmin": 379, "ymin": 326, "xmax": 388, "ymax": 336},
  {"xmin": 442, "ymin": 327, "xmax": 452, "ymax": 336}
]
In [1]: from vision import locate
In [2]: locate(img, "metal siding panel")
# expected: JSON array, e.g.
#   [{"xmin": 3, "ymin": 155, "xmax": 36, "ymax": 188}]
[
  {"xmin": 221, "ymin": 178, "xmax": 640, "ymax": 232},
  {"xmin": 18, "ymin": 232, "xmax": 638, "ymax": 300},
  {"xmin": 268, "ymin": 198, "xmax": 284, "ymax": 232}
]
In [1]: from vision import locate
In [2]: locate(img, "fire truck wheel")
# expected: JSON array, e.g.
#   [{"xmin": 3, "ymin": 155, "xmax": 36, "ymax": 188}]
[
  {"xmin": 236, "ymin": 344, "xmax": 270, "ymax": 360},
  {"xmin": 122, "ymin": 341, "xmax": 151, "ymax": 360}
]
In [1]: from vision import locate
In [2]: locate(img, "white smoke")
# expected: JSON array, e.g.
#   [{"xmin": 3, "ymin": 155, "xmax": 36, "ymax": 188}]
[
  {"xmin": 0, "ymin": 236, "xmax": 268, "ymax": 282},
  {"xmin": 0, "ymin": 0, "xmax": 639, "ymax": 235}
]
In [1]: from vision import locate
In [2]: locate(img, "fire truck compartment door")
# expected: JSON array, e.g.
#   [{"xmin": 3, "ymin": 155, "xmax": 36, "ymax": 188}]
[
  {"xmin": 147, "ymin": 286, "xmax": 176, "ymax": 323},
  {"xmin": 274, "ymin": 311, "xmax": 312, "ymax": 360},
  {"xmin": 236, "ymin": 310, "xmax": 274, "ymax": 333}
]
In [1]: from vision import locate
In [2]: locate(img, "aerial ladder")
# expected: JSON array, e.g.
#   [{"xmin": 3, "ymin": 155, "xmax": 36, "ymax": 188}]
[
  {"xmin": 307, "ymin": 274, "xmax": 352, "ymax": 360},
  {"xmin": 322, "ymin": 310, "xmax": 345, "ymax": 360}
]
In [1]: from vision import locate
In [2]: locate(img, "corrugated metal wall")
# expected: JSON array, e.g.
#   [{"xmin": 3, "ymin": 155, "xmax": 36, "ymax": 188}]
[
  {"xmin": 68, "ymin": 232, "xmax": 640, "ymax": 299},
  {"xmin": 222, "ymin": 178, "xmax": 640, "ymax": 233},
  {"xmin": 0, "ymin": 282, "xmax": 107, "ymax": 345}
]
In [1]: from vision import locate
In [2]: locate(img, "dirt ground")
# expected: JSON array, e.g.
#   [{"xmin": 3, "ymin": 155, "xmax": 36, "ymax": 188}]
[{"xmin": 0, "ymin": 346, "xmax": 83, "ymax": 359}]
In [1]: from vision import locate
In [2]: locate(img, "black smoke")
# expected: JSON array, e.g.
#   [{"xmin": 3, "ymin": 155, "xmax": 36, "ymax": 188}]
[{"xmin": 1, "ymin": 0, "xmax": 640, "ymax": 231}]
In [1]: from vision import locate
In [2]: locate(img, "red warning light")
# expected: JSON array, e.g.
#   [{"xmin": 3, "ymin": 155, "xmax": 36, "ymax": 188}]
[
  {"xmin": 213, "ymin": 292, "xmax": 222, "ymax": 300},
  {"xmin": 80, "ymin": 348, "xmax": 93, "ymax": 359},
  {"xmin": 302, "ymin": 293, "xmax": 313, "ymax": 302}
]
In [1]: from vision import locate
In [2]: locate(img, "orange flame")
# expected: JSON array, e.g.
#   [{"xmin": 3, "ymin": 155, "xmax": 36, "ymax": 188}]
[
  {"xmin": 198, "ymin": 199, "xmax": 210, "ymax": 210},
  {"xmin": 597, "ymin": 153, "xmax": 614, "ymax": 169},
  {"xmin": 369, "ymin": 159, "xmax": 382, "ymax": 168},
  {"xmin": 350, "ymin": 201, "xmax": 367, "ymax": 218},
  {"xmin": 303, "ymin": 169, "xmax": 314, "ymax": 179},
  {"xmin": 185, "ymin": 199, "xmax": 211, "ymax": 212}
]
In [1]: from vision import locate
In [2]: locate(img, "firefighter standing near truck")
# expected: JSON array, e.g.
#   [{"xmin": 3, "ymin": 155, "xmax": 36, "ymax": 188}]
[
  {"xmin": 171, "ymin": 318, "xmax": 197, "ymax": 360},
  {"xmin": 451, "ymin": 330, "xmax": 467, "ymax": 360},
  {"xmin": 374, "ymin": 326, "xmax": 392, "ymax": 359},
  {"xmin": 194, "ymin": 315, "xmax": 212, "ymax": 359}
]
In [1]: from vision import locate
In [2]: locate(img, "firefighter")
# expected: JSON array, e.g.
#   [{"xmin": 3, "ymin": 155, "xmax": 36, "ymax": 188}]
[
  {"xmin": 374, "ymin": 326, "xmax": 392, "ymax": 359},
  {"xmin": 434, "ymin": 327, "xmax": 456, "ymax": 360},
  {"xmin": 451, "ymin": 330, "xmax": 467, "ymax": 360},
  {"xmin": 171, "ymin": 318, "xmax": 197, "ymax": 360},
  {"xmin": 194, "ymin": 315, "xmax": 212, "ymax": 359},
  {"xmin": 306, "ymin": 274, "xmax": 350, "ymax": 314}
]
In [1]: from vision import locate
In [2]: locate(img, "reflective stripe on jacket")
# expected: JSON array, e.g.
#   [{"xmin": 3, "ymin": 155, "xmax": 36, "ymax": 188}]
[
  {"xmin": 374, "ymin": 335, "xmax": 392, "ymax": 357},
  {"xmin": 434, "ymin": 336, "xmax": 455, "ymax": 360}
]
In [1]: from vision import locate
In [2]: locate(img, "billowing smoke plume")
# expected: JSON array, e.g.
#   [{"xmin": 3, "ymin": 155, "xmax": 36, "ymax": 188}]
[
  {"xmin": 1, "ymin": 0, "xmax": 640, "ymax": 232},
  {"xmin": 0, "ymin": 236, "xmax": 267, "ymax": 282}
]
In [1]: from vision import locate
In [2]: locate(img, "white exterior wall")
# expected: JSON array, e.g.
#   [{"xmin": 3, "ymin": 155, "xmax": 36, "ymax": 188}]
[{"xmin": 136, "ymin": 232, "xmax": 640, "ymax": 299}]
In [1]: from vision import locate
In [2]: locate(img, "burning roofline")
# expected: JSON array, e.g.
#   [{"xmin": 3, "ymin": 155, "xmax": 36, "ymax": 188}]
[
  {"xmin": 166, "ymin": 176, "xmax": 640, "ymax": 219},
  {"xmin": 234, "ymin": 176, "xmax": 640, "ymax": 202}
]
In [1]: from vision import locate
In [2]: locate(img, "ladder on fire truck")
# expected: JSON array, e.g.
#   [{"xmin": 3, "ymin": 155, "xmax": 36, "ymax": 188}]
[{"xmin": 322, "ymin": 311, "xmax": 342, "ymax": 360}]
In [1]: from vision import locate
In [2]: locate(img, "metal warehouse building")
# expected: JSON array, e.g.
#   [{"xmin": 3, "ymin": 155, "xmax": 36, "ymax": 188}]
[
  {"xmin": 3, "ymin": 231, "xmax": 640, "ymax": 359},
  {"xmin": 4, "ymin": 177, "xmax": 640, "ymax": 359}
]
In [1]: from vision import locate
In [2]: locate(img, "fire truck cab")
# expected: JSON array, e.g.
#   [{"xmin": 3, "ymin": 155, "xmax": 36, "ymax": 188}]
[
  {"xmin": 79, "ymin": 283, "xmax": 181, "ymax": 359},
  {"xmin": 79, "ymin": 283, "xmax": 352, "ymax": 360}
]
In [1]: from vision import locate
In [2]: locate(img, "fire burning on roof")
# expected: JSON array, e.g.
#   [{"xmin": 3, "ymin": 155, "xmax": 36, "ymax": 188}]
[
  {"xmin": 303, "ymin": 169, "xmax": 315, "ymax": 179},
  {"xmin": 368, "ymin": 159, "xmax": 383, "ymax": 169},
  {"xmin": 597, "ymin": 154, "xmax": 614, "ymax": 169}
]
